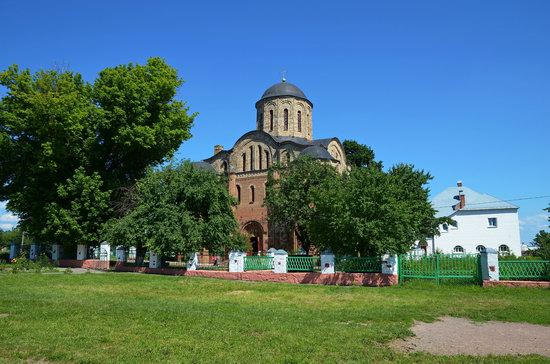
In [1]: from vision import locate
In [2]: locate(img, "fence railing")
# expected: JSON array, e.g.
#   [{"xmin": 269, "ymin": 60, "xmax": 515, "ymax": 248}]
[
  {"xmin": 335, "ymin": 256, "xmax": 381, "ymax": 273},
  {"xmin": 399, "ymin": 253, "xmax": 481, "ymax": 284},
  {"xmin": 244, "ymin": 256, "xmax": 274, "ymax": 271},
  {"xmin": 287, "ymin": 256, "xmax": 320, "ymax": 272},
  {"xmin": 499, "ymin": 260, "xmax": 550, "ymax": 281}
]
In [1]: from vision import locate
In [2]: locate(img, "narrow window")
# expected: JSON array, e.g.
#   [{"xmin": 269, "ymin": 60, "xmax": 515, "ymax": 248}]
[
  {"xmin": 286, "ymin": 152, "xmax": 291, "ymax": 165},
  {"xmin": 265, "ymin": 150, "xmax": 270, "ymax": 167},
  {"xmin": 284, "ymin": 109, "xmax": 289, "ymax": 131},
  {"xmin": 453, "ymin": 245, "xmax": 464, "ymax": 254},
  {"xmin": 269, "ymin": 110, "xmax": 273, "ymax": 131},
  {"xmin": 442, "ymin": 223, "xmax": 449, "ymax": 232},
  {"xmin": 250, "ymin": 145, "xmax": 254, "ymax": 171},
  {"xmin": 236, "ymin": 185, "xmax": 241, "ymax": 204},
  {"xmin": 297, "ymin": 111, "xmax": 302, "ymax": 132},
  {"xmin": 242, "ymin": 153, "xmax": 246, "ymax": 172},
  {"xmin": 259, "ymin": 112, "xmax": 263, "ymax": 129},
  {"xmin": 488, "ymin": 218, "xmax": 497, "ymax": 228},
  {"xmin": 250, "ymin": 185, "xmax": 255, "ymax": 204},
  {"xmin": 476, "ymin": 245, "xmax": 486, "ymax": 253},
  {"xmin": 258, "ymin": 145, "xmax": 263, "ymax": 170},
  {"xmin": 222, "ymin": 161, "xmax": 228, "ymax": 174}
]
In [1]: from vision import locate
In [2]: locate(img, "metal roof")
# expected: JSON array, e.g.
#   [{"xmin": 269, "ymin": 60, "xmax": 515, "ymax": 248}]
[
  {"xmin": 431, "ymin": 186, "xmax": 519, "ymax": 218},
  {"xmin": 258, "ymin": 81, "xmax": 312, "ymax": 106},
  {"xmin": 300, "ymin": 145, "xmax": 336, "ymax": 161}
]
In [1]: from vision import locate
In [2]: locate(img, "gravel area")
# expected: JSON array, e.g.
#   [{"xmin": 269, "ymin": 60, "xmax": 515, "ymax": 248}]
[{"xmin": 390, "ymin": 316, "xmax": 550, "ymax": 357}]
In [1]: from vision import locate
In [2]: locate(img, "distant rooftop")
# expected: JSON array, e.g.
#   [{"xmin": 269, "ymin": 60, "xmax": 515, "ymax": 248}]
[{"xmin": 431, "ymin": 183, "xmax": 519, "ymax": 218}]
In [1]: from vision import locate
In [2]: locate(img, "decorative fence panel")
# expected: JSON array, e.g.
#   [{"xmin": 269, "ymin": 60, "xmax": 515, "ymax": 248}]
[
  {"xmin": 398, "ymin": 254, "xmax": 481, "ymax": 284},
  {"xmin": 335, "ymin": 256, "xmax": 381, "ymax": 273},
  {"xmin": 244, "ymin": 256, "xmax": 274, "ymax": 271},
  {"xmin": 287, "ymin": 256, "xmax": 320, "ymax": 272},
  {"xmin": 499, "ymin": 260, "xmax": 550, "ymax": 281}
]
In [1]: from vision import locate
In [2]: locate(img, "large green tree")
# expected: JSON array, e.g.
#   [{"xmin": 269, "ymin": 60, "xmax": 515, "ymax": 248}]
[
  {"xmin": 102, "ymin": 162, "xmax": 247, "ymax": 258},
  {"xmin": 342, "ymin": 139, "xmax": 382, "ymax": 170},
  {"xmin": 0, "ymin": 58, "xmax": 195, "ymax": 247},
  {"xmin": 265, "ymin": 157, "xmax": 339, "ymax": 253},
  {"xmin": 309, "ymin": 164, "xmax": 441, "ymax": 256}
]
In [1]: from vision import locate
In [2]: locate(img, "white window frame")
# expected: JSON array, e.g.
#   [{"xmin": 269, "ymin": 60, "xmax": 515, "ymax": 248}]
[{"xmin": 488, "ymin": 217, "xmax": 498, "ymax": 228}]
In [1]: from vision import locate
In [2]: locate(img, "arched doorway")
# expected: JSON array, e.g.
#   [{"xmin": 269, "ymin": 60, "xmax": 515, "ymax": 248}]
[{"xmin": 242, "ymin": 221, "xmax": 264, "ymax": 255}]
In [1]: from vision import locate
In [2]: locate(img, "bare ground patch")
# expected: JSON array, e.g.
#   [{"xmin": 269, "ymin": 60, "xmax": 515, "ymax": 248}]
[{"xmin": 390, "ymin": 316, "xmax": 550, "ymax": 357}]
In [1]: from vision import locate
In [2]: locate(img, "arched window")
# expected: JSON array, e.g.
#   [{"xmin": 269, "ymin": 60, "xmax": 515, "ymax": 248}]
[
  {"xmin": 499, "ymin": 244, "xmax": 510, "ymax": 254},
  {"xmin": 476, "ymin": 245, "xmax": 486, "ymax": 253},
  {"xmin": 286, "ymin": 152, "xmax": 291, "ymax": 165},
  {"xmin": 284, "ymin": 109, "xmax": 289, "ymax": 131},
  {"xmin": 269, "ymin": 110, "xmax": 273, "ymax": 131},
  {"xmin": 249, "ymin": 145, "xmax": 254, "ymax": 171},
  {"xmin": 259, "ymin": 112, "xmax": 263, "ymax": 129},
  {"xmin": 453, "ymin": 245, "xmax": 465, "ymax": 253},
  {"xmin": 242, "ymin": 153, "xmax": 246, "ymax": 172},
  {"xmin": 222, "ymin": 161, "xmax": 228, "ymax": 174},
  {"xmin": 258, "ymin": 145, "xmax": 263, "ymax": 170},
  {"xmin": 250, "ymin": 185, "xmax": 255, "ymax": 204},
  {"xmin": 297, "ymin": 111, "xmax": 302, "ymax": 132},
  {"xmin": 265, "ymin": 150, "xmax": 270, "ymax": 167},
  {"xmin": 236, "ymin": 185, "xmax": 241, "ymax": 204}
]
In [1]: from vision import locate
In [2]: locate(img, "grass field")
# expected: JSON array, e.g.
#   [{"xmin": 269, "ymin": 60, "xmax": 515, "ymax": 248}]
[{"xmin": 0, "ymin": 273, "xmax": 549, "ymax": 363}]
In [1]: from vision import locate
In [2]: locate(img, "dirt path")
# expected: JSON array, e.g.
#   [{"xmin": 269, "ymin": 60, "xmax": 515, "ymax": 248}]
[{"xmin": 390, "ymin": 316, "xmax": 550, "ymax": 357}]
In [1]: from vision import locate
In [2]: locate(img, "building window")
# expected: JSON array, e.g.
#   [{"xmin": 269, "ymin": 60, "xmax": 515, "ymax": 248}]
[
  {"xmin": 269, "ymin": 110, "xmax": 273, "ymax": 131},
  {"xmin": 222, "ymin": 161, "xmax": 228, "ymax": 174},
  {"xmin": 242, "ymin": 153, "xmax": 246, "ymax": 172},
  {"xmin": 236, "ymin": 185, "xmax": 241, "ymax": 204},
  {"xmin": 259, "ymin": 113, "xmax": 263, "ymax": 129},
  {"xmin": 499, "ymin": 244, "xmax": 510, "ymax": 254},
  {"xmin": 488, "ymin": 217, "xmax": 498, "ymax": 228},
  {"xmin": 453, "ymin": 245, "xmax": 465, "ymax": 253},
  {"xmin": 250, "ymin": 145, "xmax": 254, "ymax": 171},
  {"xmin": 284, "ymin": 109, "xmax": 288, "ymax": 131},
  {"xmin": 476, "ymin": 245, "xmax": 486, "ymax": 253},
  {"xmin": 250, "ymin": 185, "xmax": 255, "ymax": 204},
  {"xmin": 265, "ymin": 150, "xmax": 270, "ymax": 167},
  {"xmin": 258, "ymin": 145, "xmax": 263, "ymax": 170},
  {"xmin": 451, "ymin": 221, "xmax": 458, "ymax": 230},
  {"xmin": 297, "ymin": 111, "xmax": 302, "ymax": 132},
  {"xmin": 286, "ymin": 152, "xmax": 291, "ymax": 165},
  {"xmin": 442, "ymin": 223, "xmax": 449, "ymax": 232}
]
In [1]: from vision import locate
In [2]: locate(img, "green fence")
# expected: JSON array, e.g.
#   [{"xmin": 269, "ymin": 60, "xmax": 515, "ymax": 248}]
[
  {"xmin": 287, "ymin": 256, "xmax": 320, "ymax": 272},
  {"xmin": 244, "ymin": 256, "xmax": 274, "ymax": 271},
  {"xmin": 335, "ymin": 256, "xmax": 381, "ymax": 273},
  {"xmin": 499, "ymin": 260, "xmax": 550, "ymax": 281},
  {"xmin": 398, "ymin": 254, "xmax": 481, "ymax": 284}
]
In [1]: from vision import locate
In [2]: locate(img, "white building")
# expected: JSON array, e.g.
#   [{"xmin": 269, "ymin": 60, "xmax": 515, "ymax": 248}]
[{"xmin": 424, "ymin": 181, "xmax": 521, "ymax": 256}]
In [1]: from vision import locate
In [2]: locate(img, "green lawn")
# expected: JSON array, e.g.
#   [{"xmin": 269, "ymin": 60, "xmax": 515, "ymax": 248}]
[{"xmin": 0, "ymin": 273, "xmax": 549, "ymax": 363}]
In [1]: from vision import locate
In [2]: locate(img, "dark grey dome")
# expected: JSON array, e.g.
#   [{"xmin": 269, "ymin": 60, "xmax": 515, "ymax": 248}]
[
  {"xmin": 300, "ymin": 146, "xmax": 335, "ymax": 161},
  {"xmin": 260, "ymin": 81, "xmax": 309, "ymax": 102}
]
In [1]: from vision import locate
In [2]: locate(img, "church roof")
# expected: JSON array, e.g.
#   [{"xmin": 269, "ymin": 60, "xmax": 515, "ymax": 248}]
[
  {"xmin": 259, "ymin": 81, "xmax": 312, "ymax": 105},
  {"xmin": 431, "ymin": 186, "xmax": 519, "ymax": 218},
  {"xmin": 191, "ymin": 161, "xmax": 216, "ymax": 172},
  {"xmin": 300, "ymin": 145, "xmax": 336, "ymax": 161}
]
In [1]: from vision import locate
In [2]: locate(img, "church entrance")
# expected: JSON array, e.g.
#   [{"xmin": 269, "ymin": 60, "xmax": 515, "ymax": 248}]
[{"xmin": 242, "ymin": 221, "xmax": 264, "ymax": 255}]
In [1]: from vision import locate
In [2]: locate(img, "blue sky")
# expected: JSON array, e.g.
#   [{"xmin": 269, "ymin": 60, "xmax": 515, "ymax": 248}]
[{"xmin": 1, "ymin": 0, "xmax": 549, "ymax": 242}]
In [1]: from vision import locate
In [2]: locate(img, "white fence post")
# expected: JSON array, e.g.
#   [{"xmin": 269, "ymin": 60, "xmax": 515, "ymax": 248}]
[
  {"xmin": 186, "ymin": 252, "xmax": 199, "ymax": 271},
  {"xmin": 51, "ymin": 244, "xmax": 62, "ymax": 261},
  {"xmin": 382, "ymin": 254, "xmax": 398, "ymax": 275},
  {"xmin": 321, "ymin": 250, "xmax": 335, "ymax": 274},
  {"xmin": 273, "ymin": 249, "xmax": 288, "ymax": 274},
  {"xmin": 149, "ymin": 251, "xmax": 161, "ymax": 269},
  {"xmin": 229, "ymin": 251, "xmax": 245, "ymax": 272},
  {"xmin": 100, "ymin": 242, "xmax": 110, "ymax": 261},
  {"xmin": 481, "ymin": 249, "xmax": 499, "ymax": 281},
  {"xmin": 266, "ymin": 248, "xmax": 277, "ymax": 257},
  {"xmin": 9, "ymin": 242, "xmax": 18, "ymax": 260},
  {"xmin": 77, "ymin": 244, "xmax": 87, "ymax": 260},
  {"xmin": 116, "ymin": 246, "xmax": 126, "ymax": 262}
]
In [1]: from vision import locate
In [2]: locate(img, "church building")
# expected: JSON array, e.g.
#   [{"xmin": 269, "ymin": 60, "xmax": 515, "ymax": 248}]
[{"xmin": 200, "ymin": 79, "xmax": 348, "ymax": 254}]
